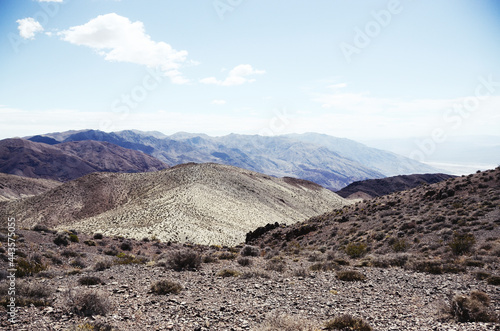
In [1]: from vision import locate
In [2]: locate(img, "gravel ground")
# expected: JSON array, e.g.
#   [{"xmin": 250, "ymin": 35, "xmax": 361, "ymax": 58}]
[{"xmin": 2, "ymin": 256, "xmax": 499, "ymax": 331}]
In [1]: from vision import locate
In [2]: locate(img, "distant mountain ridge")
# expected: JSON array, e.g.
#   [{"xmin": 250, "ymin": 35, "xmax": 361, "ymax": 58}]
[
  {"xmin": 336, "ymin": 173, "xmax": 456, "ymax": 199},
  {"xmin": 0, "ymin": 138, "xmax": 168, "ymax": 182},
  {"xmin": 29, "ymin": 129, "xmax": 441, "ymax": 190}
]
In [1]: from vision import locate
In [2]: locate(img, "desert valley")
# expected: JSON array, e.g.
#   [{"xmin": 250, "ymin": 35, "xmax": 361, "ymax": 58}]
[{"xmin": 0, "ymin": 130, "xmax": 498, "ymax": 330}]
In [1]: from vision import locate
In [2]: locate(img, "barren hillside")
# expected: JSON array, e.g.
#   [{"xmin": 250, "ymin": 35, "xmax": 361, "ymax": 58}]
[
  {"xmin": 0, "ymin": 138, "xmax": 168, "ymax": 182},
  {"xmin": 248, "ymin": 167, "xmax": 500, "ymax": 263},
  {"xmin": 0, "ymin": 173, "xmax": 61, "ymax": 201},
  {"xmin": 0, "ymin": 163, "xmax": 349, "ymax": 245}
]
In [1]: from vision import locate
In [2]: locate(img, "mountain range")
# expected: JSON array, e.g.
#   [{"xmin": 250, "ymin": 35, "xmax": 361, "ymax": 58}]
[{"xmin": 21, "ymin": 129, "xmax": 440, "ymax": 190}]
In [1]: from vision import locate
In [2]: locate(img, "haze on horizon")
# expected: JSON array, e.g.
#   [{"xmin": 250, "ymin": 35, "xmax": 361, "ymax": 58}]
[{"xmin": 0, "ymin": 1, "xmax": 499, "ymax": 146}]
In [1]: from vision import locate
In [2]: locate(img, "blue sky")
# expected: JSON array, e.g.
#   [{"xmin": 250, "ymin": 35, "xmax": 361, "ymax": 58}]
[{"xmin": 0, "ymin": 0, "xmax": 499, "ymax": 140}]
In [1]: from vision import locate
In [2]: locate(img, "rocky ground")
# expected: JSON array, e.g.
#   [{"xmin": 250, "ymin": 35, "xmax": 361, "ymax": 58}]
[{"xmin": 1, "ymin": 230, "xmax": 499, "ymax": 331}]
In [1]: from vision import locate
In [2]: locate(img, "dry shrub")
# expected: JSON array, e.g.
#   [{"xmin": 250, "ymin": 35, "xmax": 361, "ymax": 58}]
[
  {"xmin": 449, "ymin": 232, "xmax": 475, "ymax": 255},
  {"xmin": 217, "ymin": 269, "xmax": 241, "ymax": 278},
  {"xmin": 151, "ymin": 280, "xmax": 183, "ymax": 295},
  {"xmin": 237, "ymin": 257, "xmax": 252, "ymax": 266},
  {"xmin": 336, "ymin": 270, "xmax": 366, "ymax": 282},
  {"xmin": 265, "ymin": 257, "xmax": 286, "ymax": 272},
  {"xmin": 345, "ymin": 242, "xmax": 367, "ymax": 258},
  {"xmin": 66, "ymin": 290, "xmax": 111, "ymax": 316},
  {"xmin": 0, "ymin": 281, "xmax": 53, "ymax": 307},
  {"xmin": 260, "ymin": 313, "xmax": 320, "ymax": 331},
  {"xmin": 240, "ymin": 245, "xmax": 260, "ymax": 257},
  {"xmin": 78, "ymin": 276, "xmax": 102, "ymax": 286},
  {"xmin": 241, "ymin": 270, "xmax": 271, "ymax": 279},
  {"xmin": 449, "ymin": 291, "xmax": 497, "ymax": 322},
  {"xmin": 94, "ymin": 260, "xmax": 113, "ymax": 271},
  {"xmin": 324, "ymin": 314, "xmax": 372, "ymax": 330},
  {"xmin": 167, "ymin": 249, "xmax": 201, "ymax": 271}
]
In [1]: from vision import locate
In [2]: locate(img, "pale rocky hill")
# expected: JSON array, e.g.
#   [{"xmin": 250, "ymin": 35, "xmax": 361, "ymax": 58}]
[
  {"xmin": 0, "ymin": 163, "xmax": 350, "ymax": 245},
  {"xmin": 0, "ymin": 173, "xmax": 61, "ymax": 201}
]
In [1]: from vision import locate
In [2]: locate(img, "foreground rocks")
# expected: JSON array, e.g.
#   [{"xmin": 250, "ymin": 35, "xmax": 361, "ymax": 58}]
[{"xmin": 0, "ymin": 231, "xmax": 498, "ymax": 330}]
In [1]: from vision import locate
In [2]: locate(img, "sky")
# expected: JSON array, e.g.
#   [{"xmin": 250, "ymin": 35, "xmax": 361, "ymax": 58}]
[{"xmin": 1, "ymin": 0, "xmax": 499, "ymax": 141}]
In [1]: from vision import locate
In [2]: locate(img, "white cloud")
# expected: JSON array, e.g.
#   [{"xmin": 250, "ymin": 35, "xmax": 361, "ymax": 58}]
[
  {"xmin": 211, "ymin": 99, "xmax": 226, "ymax": 105},
  {"xmin": 58, "ymin": 13, "xmax": 189, "ymax": 84},
  {"xmin": 16, "ymin": 18, "xmax": 44, "ymax": 40},
  {"xmin": 200, "ymin": 64, "xmax": 265, "ymax": 86}
]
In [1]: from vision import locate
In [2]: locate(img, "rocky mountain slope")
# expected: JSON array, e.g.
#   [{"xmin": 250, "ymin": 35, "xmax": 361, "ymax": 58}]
[
  {"xmin": 0, "ymin": 138, "xmax": 168, "ymax": 181},
  {"xmin": 0, "ymin": 173, "xmax": 60, "ymax": 201},
  {"xmin": 33, "ymin": 129, "xmax": 443, "ymax": 190},
  {"xmin": 0, "ymin": 163, "xmax": 349, "ymax": 246},
  {"xmin": 336, "ymin": 173, "xmax": 455, "ymax": 199},
  {"xmin": 248, "ymin": 167, "xmax": 500, "ymax": 264}
]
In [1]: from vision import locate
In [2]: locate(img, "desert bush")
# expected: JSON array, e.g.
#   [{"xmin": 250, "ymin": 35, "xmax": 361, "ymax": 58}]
[
  {"xmin": 324, "ymin": 314, "xmax": 372, "ymax": 330},
  {"xmin": 61, "ymin": 249, "xmax": 79, "ymax": 258},
  {"xmin": 487, "ymin": 275, "xmax": 500, "ymax": 285},
  {"xmin": 54, "ymin": 234, "xmax": 69, "ymax": 246},
  {"xmin": 411, "ymin": 259, "xmax": 465, "ymax": 275},
  {"xmin": 201, "ymin": 254, "xmax": 217, "ymax": 263},
  {"xmin": 475, "ymin": 271, "xmax": 491, "ymax": 280},
  {"xmin": 32, "ymin": 224, "xmax": 55, "ymax": 233},
  {"xmin": 94, "ymin": 260, "xmax": 113, "ymax": 271},
  {"xmin": 307, "ymin": 252, "xmax": 324, "ymax": 262},
  {"xmin": 16, "ymin": 257, "xmax": 47, "ymax": 278},
  {"xmin": 237, "ymin": 257, "xmax": 252, "ymax": 266},
  {"xmin": 336, "ymin": 270, "xmax": 366, "ymax": 282},
  {"xmin": 78, "ymin": 276, "xmax": 102, "ymax": 286},
  {"xmin": 240, "ymin": 245, "xmax": 260, "ymax": 257},
  {"xmin": 449, "ymin": 232, "xmax": 475, "ymax": 255},
  {"xmin": 449, "ymin": 291, "xmax": 497, "ymax": 322},
  {"xmin": 217, "ymin": 269, "xmax": 241, "ymax": 278},
  {"xmin": 265, "ymin": 257, "xmax": 286, "ymax": 272},
  {"xmin": 69, "ymin": 234, "xmax": 79, "ymax": 243},
  {"xmin": 66, "ymin": 290, "xmax": 111, "ymax": 316},
  {"xmin": 310, "ymin": 262, "xmax": 336, "ymax": 272},
  {"xmin": 114, "ymin": 253, "xmax": 147, "ymax": 265},
  {"xmin": 333, "ymin": 258, "xmax": 350, "ymax": 266},
  {"xmin": 120, "ymin": 241, "xmax": 133, "ymax": 251},
  {"xmin": 463, "ymin": 259, "xmax": 484, "ymax": 267},
  {"xmin": 167, "ymin": 249, "xmax": 201, "ymax": 271},
  {"xmin": 84, "ymin": 240, "xmax": 96, "ymax": 246},
  {"xmin": 70, "ymin": 258, "xmax": 87, "ymax": 269},
  {"xmin": 241, "ymin": 270, "xmax": 271, "ymax": 279},
  {"xmin": 151, "ymin": 280, "xmax": 183, "ymax": 295},
  {"xmin": 104, "ymin": 248, "xmax": 118, "ymax": 256},
  {"xmin": 345, "ymin": 242, "xmax": 367, "ymax": 258},
  {"xmin": 392, "ymin": 239, "xmax": 409, "ymax": 252},
  {"xmin": 260, "ymin": 313, "xmax": 320, "ymax": 331},
  {"xmin": 293, "ymin": 267, "xmax": 309, "ymax": 277},
  {"xmin": 217, "ymin": 251, "xmax": 237, "ymax": 260},
  {"xmin": 67, "ymin": 269, "xmax": 82, "ymax": 275},
  {"xmin": 0, "ymin": 281, "xmax": 53, "ymax": 307},
  {"xmin": 93, "ymin": 233, "xmax": 103, "ymax": 239}
]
